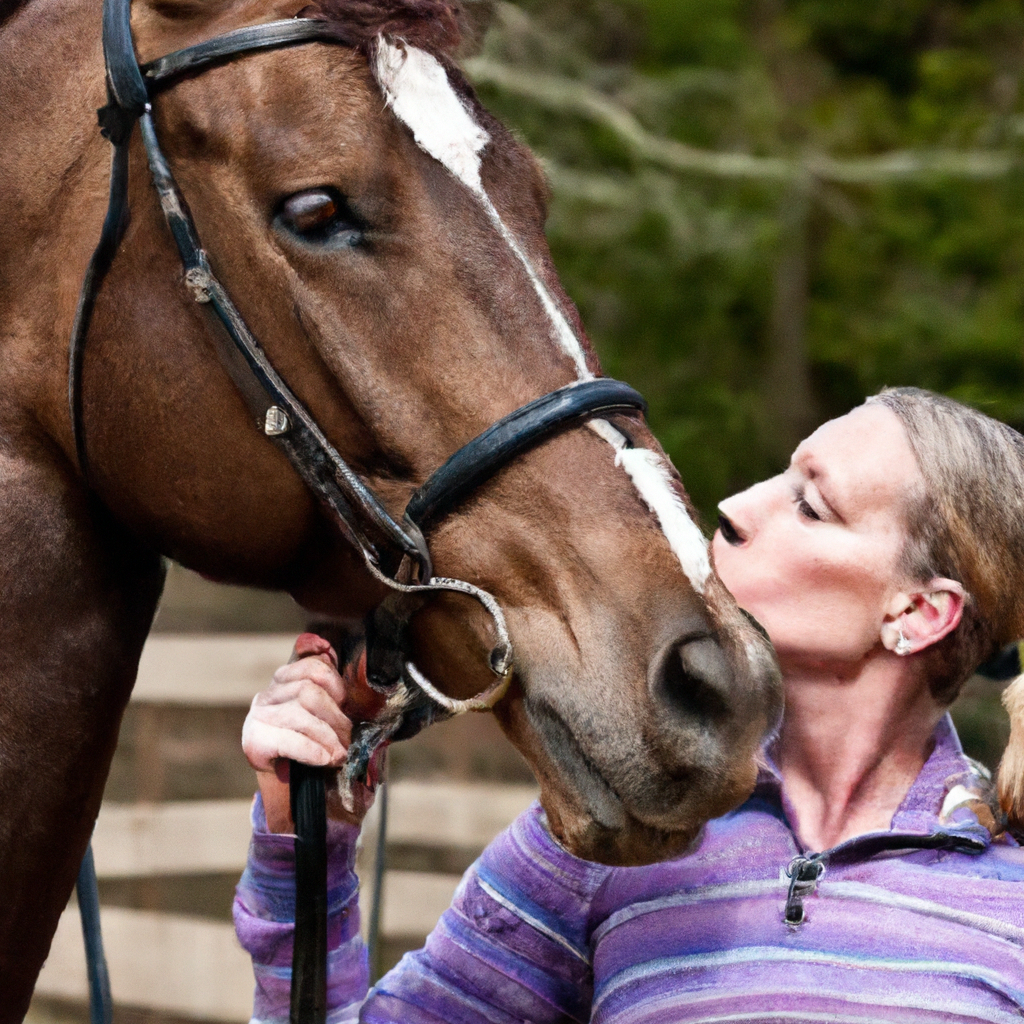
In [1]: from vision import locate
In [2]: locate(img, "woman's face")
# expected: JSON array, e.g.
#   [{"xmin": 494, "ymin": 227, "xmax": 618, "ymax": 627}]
[{"xmin": 713, "ymin": 404, "xmax": 924, "ymax": 669}]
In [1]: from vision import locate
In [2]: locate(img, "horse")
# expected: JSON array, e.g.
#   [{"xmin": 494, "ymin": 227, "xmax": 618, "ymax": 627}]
[{"xmin": 0, "ymin": 0, "xmax": 782, "ymax": 1013}]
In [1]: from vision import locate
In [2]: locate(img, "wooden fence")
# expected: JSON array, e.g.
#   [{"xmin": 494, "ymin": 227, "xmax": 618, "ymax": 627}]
[{"xmin": 30, "ymin": 634, "xmax": 536, "ymax": 1024}]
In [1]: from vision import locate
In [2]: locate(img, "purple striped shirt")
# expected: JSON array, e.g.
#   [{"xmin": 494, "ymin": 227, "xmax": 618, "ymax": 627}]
[{"xmin": 234, "ymin": 715, "xmax": 1024, "ymax": 1023}]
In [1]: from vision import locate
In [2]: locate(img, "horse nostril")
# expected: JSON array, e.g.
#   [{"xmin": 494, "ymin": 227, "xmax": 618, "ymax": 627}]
[{"xmin": 654, "ymin": 636, "xmax": 733, "ymax": 722}]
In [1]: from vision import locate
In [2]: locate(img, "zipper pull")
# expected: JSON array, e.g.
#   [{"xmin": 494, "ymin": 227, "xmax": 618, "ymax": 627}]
[{"xmin": 784, "ymin": 855, "xmax": 825, "ymax": 927}]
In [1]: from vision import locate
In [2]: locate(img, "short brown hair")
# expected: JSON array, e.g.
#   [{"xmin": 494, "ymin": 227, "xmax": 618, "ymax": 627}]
[{"xmin": 868, "ymin": 387, "xmax": 1024, "ymax": 704}]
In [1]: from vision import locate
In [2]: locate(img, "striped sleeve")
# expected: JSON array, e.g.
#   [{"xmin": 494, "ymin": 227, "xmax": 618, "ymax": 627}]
[
  {"xmin": 362, "ymin": 803, "xmax": 610, "ymax": 1024},
  {"xmin": 233, "ymin": 794, "xmax": 368, "ymax": 1024}
]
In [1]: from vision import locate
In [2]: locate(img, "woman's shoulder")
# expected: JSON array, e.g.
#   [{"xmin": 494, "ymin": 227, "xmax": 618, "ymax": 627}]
[
  {"xmin": 477, "ymin": 801, "xmax": 615, "ymax": 898},
  {"xmin": 444, "ymin": 801, "xmax": 614, "ymax": 960}
]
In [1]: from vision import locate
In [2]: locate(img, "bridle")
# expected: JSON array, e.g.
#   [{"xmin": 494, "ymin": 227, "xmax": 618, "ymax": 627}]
[
  {"xmin": 69, "ymin": 1, "xmax": 648, "ymax": 1020},
  {"xmin": 72, "ymin": 0, "xmax": 647, "ymax": 727}
]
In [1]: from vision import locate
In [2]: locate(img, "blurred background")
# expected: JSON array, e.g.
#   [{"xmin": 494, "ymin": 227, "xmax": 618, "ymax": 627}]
[
  {"xmin": 468, "ymin": 0, "xmax": 1024, "ymax": 519},
  {"xmin": 29, "ymin": 0, "xmax": 1024, "ymax": 1020}
]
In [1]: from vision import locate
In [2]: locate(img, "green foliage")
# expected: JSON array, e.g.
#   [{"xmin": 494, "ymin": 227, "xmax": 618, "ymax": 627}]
[{"xmin": 469, "ymin": 0, "xmax": 1024, "ymax": 522}]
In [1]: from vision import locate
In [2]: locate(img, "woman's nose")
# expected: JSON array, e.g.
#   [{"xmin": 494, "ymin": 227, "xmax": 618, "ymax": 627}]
[
  {"xmin": 718, "ymin": 477, "xmax": 778, "ymax": 545},
  {"xmin": 717, "ymin": 510, "xmax": 746, "ymax": 546},
  {"xmin": 716, "ymin": 493, "xmax": 751, "ymax": 546}
]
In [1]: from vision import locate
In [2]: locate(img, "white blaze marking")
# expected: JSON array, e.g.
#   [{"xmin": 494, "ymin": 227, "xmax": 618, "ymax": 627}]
[
  {"xmin": 478, "ymin": 198, "xmax": 591, "ymax": 377},
  {"xmin": 588, "ymin": 419, "xmax": 710, "ymax": 592},
  {"xmin": 374, "ymin": 40, "xmax": 489, "ymax": 192},
  {"xmin": 373, "ymin": 39, "xmax": 709, "ymax": 591},
  {"xmin": 375, "ymin": 39, "xmax": 589, "ymax": 377}
]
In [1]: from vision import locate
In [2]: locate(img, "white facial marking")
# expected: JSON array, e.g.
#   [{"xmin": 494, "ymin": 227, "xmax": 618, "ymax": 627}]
[
  {"xmin": 373, "ymin": 40, "xmax": 709, "ymax": 591},
  {"xmin": 478, "ymin": 198, "xmax": 592, "ymax": 377},
  {"xmin": 375, "ymin": 39, "xmax": 490, "ymax": 193},
  {"xmin": 586, "ymin": 419, "xmax": 710, "ymax": 591},
  {"xmin": 373, "ymin": 39, "xmax": 590, "ymax": 377}
]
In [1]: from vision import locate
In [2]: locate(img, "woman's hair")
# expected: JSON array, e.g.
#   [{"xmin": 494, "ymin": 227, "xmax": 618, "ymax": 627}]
[{"xmin": 867, "ymin": 387, "xmax": 1024, "ymax": 704}]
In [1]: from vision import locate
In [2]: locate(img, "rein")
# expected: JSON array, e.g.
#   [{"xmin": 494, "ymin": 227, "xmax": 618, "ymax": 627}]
[{"xmin": 71, "ymin": 1, "xmax": 648, "ymax": 1020}]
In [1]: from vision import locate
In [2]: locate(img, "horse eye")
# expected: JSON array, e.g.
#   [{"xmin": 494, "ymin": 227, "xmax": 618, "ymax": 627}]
[{"xmin": 276, "ymin": 188, "xmax": 362, "ymax": 246}]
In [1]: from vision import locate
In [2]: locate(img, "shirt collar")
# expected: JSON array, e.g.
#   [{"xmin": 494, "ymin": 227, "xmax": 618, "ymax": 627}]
[{"xmin": 755, "ymin": 713, "xmax": 1003, "ymax": 850}]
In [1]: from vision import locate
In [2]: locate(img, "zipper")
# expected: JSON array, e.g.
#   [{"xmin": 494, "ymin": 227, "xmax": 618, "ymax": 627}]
[
  {"xmin": 781, "ymin": 829, "xmax": 986, "ymax": 928},
  {"xmin": 783, "ymin": 854, "xmax": 825, "ymax": 927}
]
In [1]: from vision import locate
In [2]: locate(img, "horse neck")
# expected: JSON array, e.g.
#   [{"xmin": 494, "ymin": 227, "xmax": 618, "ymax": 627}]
[{"xmin": 0, "ymin": 0, "xmax": 110, "ymax": 437}]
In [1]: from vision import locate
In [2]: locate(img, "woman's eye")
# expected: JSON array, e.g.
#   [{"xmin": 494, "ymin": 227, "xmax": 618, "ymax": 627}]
[
  {"xmin": 275, "ymin": 188, "xmax": 363, "ymax": 246},
  {"xmin": 799, "ymin": 499, "xmax": 821, "ymax": 521},
  {"xmin": 796, "ymin": 493, "xmax": 822, "ymax": 521}
]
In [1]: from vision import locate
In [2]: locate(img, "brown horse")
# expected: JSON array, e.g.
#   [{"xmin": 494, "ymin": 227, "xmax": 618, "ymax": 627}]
[{"xmin": 0, "ymin": 0, "xmax": 781, "ymax": 1013}]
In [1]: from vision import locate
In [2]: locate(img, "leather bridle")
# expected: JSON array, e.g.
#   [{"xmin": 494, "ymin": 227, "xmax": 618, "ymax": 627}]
[
  {"xmin": 70, "ymin": 2, "xmax": 648, "ymax": 1019},
  {"xmin": 71, "ymin": 0, "xmax": 647, "ymax": 718}
]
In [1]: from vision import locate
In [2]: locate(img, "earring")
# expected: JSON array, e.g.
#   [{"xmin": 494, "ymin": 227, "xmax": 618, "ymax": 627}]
[{"xmin": 895, "ymin": 630, "xmax": 912, "ymax": 656}]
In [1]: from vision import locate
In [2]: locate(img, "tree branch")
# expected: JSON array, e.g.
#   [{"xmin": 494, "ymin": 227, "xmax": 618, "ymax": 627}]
[{"xmin": 466, "ymin": 58, "xmax": 1017, "ymax": 184}]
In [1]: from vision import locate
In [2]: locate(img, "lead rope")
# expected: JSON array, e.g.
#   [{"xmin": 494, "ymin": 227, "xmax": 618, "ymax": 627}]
[
  {"xmin": 77, "ymin": 843, "xmax": 114, "ymax": 1024},
  {"xmin": 367, "ymin": 771, "xmax": 388, "ymax": 983},
  {"xmin": 287, "ymin": 759, "xmax": 388, "ymax": 1023}
]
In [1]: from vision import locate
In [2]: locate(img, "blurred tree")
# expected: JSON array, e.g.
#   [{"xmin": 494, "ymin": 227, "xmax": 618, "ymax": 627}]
[{"xmin": 466, "ymin": 0, "xmax": 1024, "ymax": 523}]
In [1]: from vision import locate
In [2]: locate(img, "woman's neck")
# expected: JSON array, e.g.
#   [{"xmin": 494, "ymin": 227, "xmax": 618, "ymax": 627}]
[{"xmin": 774, "ymin": 656, "xmax": 944, "ymax": 851}]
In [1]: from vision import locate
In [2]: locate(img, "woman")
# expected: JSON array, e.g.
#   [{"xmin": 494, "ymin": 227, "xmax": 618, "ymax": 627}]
[{"xmin": 234, "ymin": 387, "xmax": 1024, "ymax": 1022}]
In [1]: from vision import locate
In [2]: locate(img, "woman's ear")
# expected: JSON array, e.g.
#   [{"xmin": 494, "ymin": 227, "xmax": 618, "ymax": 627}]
[{"xmin": 880, "ymin": 579, "xmax": 965, "ymax": 656}]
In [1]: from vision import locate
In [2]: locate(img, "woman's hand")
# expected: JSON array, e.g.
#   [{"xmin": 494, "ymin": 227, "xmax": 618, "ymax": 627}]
[{"xmin": 242, "ymin": 632, "xmax": 384, "ymax": 833}]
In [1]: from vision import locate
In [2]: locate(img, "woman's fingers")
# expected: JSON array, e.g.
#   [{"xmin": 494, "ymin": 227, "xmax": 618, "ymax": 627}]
[
  {"xmin": 253, "ymin": 679, "xmax": 351, "ymax": 743},
  {"xmin": 253, "ymin": 693, "xmax": 350, "ymax": 753},
  {"xmin": 270, "ymin": 657, "xmax": 348, "ymax": 707},
  {"xmin": 242, "ymin": 692, "xmax": 350, "ymax": 771},
  {"xmin": 247, "ymin": 633, "xmax": 383, "ymax": 832},
  {"xmin": 242, "ymin": 718, "xmax": 339, "ymax": 772},
  {"xmin": 292, "ymin": 632, "xmax": 338, "ymax": 668}
]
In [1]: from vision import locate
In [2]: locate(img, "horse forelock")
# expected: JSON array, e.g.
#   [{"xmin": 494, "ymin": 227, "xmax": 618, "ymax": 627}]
[{"xmin": 298, "ymin": 0, "xmax": 463, "ymax": 57}]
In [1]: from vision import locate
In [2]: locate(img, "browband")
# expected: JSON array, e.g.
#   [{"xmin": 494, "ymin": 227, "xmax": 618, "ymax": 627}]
[{"xmin": 141, "ymin": 19, "xmax": 356, "ymax": 88}]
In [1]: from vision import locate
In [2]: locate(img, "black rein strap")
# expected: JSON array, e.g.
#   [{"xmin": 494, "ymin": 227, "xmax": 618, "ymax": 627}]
[{"xmin": 290, "ymin": 764, "xmax": 329, "ymax": 1023}]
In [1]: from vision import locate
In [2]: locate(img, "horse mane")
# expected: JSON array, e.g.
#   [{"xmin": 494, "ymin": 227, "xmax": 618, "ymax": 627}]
[{"xmin": 298, "ymin": 0, "xmax": 465, "ymax": 57}]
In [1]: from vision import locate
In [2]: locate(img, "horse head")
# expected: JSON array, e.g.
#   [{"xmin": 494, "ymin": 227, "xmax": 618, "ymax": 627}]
[{"xmin": 66, "ymin": 0, "xmax": 781, "ymax": 865}]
